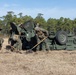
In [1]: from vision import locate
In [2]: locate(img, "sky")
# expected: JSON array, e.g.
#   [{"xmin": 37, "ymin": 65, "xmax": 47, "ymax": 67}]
[{"xmin": 0, "ymin": 0, "xmax": 76, "ymax": 20}]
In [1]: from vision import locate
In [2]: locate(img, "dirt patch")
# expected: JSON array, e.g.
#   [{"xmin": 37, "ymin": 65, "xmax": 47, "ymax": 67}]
[{"xmin": 0, "ymin": 38, "xmax": 76, "ymax": 75}]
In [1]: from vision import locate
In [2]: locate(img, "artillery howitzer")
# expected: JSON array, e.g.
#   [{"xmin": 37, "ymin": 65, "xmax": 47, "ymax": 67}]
[
  {"xmin": 9, "ymin": 21, "xmax": 76, "ymax": 51},
  {"xmin": 9, "ymin": 21, "xmax": 37, "ymax": 51}
]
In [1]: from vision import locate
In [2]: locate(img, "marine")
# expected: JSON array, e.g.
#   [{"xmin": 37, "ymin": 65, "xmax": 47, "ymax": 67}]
[
  {"xmin": 8, "ymin": 22, "xmax": 22, "ymax": 51},
  {"xmin": 35, "ymin": 23, "xmax": 49, "ymax": 51}
]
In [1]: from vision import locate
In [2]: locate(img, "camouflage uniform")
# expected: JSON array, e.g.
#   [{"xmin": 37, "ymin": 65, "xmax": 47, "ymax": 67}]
[
  {"xmin": 0, "ymin": 37, "xmax": 4, "ymax": 50},
  {"xmin": 12, "ymin": 34, "xmax": 22, "ymax": 51},
  {"xmin": 35, "ymin": 24, "xmax": 49, "ymax": 51}
]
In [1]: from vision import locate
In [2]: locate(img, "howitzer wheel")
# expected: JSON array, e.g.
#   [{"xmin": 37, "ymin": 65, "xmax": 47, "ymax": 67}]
[{"xmin": 55, "ymin": 30, "xmax": 67, "ymax": 45}]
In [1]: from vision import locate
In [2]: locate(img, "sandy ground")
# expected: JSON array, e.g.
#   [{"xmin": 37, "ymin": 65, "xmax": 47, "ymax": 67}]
[{"xmin": 0, "ymin": 38, "xmax": 76, "ymax": 75}]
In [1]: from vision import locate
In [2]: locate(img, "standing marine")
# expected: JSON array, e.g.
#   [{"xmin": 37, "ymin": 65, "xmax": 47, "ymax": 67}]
[{"xmin": 35, "ymin": 23, "xmax": 49, "ymax": 51}]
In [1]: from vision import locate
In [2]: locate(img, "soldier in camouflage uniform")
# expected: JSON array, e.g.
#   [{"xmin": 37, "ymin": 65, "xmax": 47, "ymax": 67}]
[
  {"xmin": 0, "ymin": 29, "xmax": 4, "ymax": 50},
  {"xmin": 35, "ymin": 23, "xmax": 49, "ymax": 51},
  {"xmin": 9, "ymin": 22, "xmax": 22, "ymax": 51}
]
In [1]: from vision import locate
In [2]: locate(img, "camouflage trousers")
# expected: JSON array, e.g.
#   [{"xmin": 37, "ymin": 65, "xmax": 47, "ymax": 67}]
[
  {"xmin": 13, "ymin": 41, "xmax": 22, "ymax": 51},
  {"xmin": 12, "ymin": 35, "xmax": 22, "ymax": 51},
  {"xmin": 36, "ymin": 38, "xmax": 49, "ymax": 51}
]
